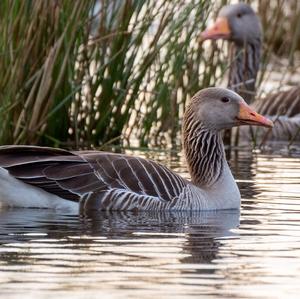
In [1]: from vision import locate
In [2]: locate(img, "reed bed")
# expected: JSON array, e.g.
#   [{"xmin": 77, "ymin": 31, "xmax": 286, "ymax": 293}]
[
  {"xmin": 0, "ymin": 1, "xmax": 92, "ymax": 146},
  {"xmin": 0, "ymin": 0, "xmax": 298, "ymax": 148}
]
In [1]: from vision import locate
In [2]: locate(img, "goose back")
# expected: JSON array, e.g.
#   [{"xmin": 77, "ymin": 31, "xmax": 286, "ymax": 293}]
[
  {"xmin": 255, "ymin": 86, "xmax": 300, "ymax": 117},
  {"xmin": 0, "ymin": 146, "xmax": 188, "ymax": 210}
]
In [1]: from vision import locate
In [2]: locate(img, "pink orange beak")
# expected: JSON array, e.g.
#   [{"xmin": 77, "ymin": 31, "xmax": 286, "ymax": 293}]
[
  {"xmin": 200, "ymin": 17, "xmax": 231, "ymax": 41},
  {"xmin": 236, "ymin": 102, "xmax": 274, "ymax": 128}
]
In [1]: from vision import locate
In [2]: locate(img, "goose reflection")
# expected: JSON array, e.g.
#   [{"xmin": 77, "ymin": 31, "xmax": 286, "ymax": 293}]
[{"xmin": 0, "ymin": 209, "xmax": 240, "ymax": 266}]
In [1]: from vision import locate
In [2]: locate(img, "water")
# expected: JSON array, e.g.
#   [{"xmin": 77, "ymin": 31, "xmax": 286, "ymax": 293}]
[{"xmin": 0, "ymin": 148, "xmax": 300, "ymax": 299}]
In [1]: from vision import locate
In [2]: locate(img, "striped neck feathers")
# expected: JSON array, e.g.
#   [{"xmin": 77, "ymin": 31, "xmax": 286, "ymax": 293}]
[
  {"xmin": 183, "ymin": 108, "xmax": 225, "ymax": 188},
  {"xmin": 228, "ymin": 39, "xmax": 261, "ymax": 104}
]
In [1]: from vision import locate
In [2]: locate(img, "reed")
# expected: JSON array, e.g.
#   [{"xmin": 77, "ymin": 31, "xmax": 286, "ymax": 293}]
[
  {"xmin": 0, "ymin": 0, "xmax": 229, "ymax": 148},
  {"xmin": 0, "ymin": 1, "xmax": 93, "ymax": 146}
]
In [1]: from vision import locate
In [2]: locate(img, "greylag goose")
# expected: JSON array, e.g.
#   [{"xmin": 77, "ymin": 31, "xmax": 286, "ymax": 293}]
[
  {"xmin": 0, "ymin": 88, "xmax": 272, "ymax": 212},
  {"xmin": 201, "ymin": 3, "xmax": 300, "ymax": 141}
]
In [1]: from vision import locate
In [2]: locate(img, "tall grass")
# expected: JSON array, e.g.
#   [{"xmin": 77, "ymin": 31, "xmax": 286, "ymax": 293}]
[
  {"xmin": 0, "ymin": 0, "xmax": 298, "ymax": 148},
  {"xmin": 0, "ymin": 1, "xmax": 93, "ymax": 146},
  {"xmin": 68, "ymin": 0, "xmax": 229, "ymax": 148},
  {"xmin": 0, "ymin": 0, "xmax": 228, "ymax": 148}
]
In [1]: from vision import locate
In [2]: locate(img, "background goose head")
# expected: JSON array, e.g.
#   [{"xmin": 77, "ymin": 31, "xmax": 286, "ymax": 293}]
[
  {"xmin": 185, "ymin": 88, "xmax": 273, "ymax": 132},
  {"xmin": 200, "ymin": 4, "xmax": 262, "ymax": 104},
  {"xmin": 201, "ymin": 3, "xmax": 262, "ymax": 46}
]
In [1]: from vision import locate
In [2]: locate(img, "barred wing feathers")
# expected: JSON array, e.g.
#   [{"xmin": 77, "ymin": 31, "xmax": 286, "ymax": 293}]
[
  {"xmin": 0, "ymin": 146, "xmax": 188, "ymax": 210},
  {"xmin": 255, "ymin": 86, "xmax": 300, "ymax": 118}
]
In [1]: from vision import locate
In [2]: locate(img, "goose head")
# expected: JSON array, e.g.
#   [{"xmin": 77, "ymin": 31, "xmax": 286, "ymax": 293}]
[
  {"xmin": 183, "ymin": 88, "xmax": 273, "ymax": 187},
  {"xmin": 185, "ymin": 88, "xmax": 273, "ymax": 131},
  {"xmin": 200, "ymin": 3, "xmax": 262, "ymax": 46}
]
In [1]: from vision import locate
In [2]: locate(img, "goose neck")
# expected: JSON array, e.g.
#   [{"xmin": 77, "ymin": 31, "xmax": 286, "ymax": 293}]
[
  {"xmin": 183, "ymin": 118, "xmax": 225, "ymax": 188},
  {"xmin": 228, "ymin": 39, "xmax": 261, "ymax": 104}
]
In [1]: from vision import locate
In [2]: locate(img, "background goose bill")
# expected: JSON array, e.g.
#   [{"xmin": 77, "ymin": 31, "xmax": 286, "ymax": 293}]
[
  {"xmin": 200, "ymin": 17, "xmax": 231, "ymax": 41},
  {"xmin": 236, "ymin": 102, "xmax": 274, "ymax": 128}
]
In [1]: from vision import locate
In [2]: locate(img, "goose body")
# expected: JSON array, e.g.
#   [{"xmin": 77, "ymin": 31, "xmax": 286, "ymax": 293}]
[
  {"xmin": 0, "ymin": 88, "xmax": 272, "ymax": 212},
  {"xmin": 0, "ymin": 147, "xmax": 240, "ymax": 212},
  {"xmin": 201, "ymin": 3, "xmax": 300, "ymax": 141}
]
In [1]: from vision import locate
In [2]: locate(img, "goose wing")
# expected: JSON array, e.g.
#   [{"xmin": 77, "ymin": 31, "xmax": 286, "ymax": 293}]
[
  {"xmin": 255, "ymin": 86, "xmax": 300, "ymax": 117},
  {"xmin": 0, "ymin": 146, "xmax": 188, "ymax": 210}
]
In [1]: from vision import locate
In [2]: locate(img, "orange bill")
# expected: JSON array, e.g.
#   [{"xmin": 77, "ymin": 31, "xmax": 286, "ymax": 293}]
[
  {"xmin": 236, "ymin": 102, "xmax": 274, "ymax": 128},
  {"xmin": 200, "ymin": 17, "xmax": 231, "ymax": 41}
]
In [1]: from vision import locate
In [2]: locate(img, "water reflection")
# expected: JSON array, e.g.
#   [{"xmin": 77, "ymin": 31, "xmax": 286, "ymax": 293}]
[
  {"xmin": 0, "ymin": 209, "xmax": 240, "ymax": 299},
  {"xmin": 0, "ymin": 208, "xmax": 240, "ymax": 255}
]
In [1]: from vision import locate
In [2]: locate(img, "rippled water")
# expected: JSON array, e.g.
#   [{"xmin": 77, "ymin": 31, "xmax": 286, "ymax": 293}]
[{"xmin": 0, "ymin": 147, "xmax": 300, "ymax": 299}]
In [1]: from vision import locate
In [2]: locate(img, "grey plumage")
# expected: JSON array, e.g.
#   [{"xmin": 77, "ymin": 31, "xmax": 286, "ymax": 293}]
[
  {"xmin": 255, "ymin": 86, "xmax": 300, "ymax": 118},
  {"xmin": 0, "ymin": 146, "xmax": 188, "ymax": 210},
  {"xmin": 228, "ymin": 40, "xmax": 261, "ymax": 104}
]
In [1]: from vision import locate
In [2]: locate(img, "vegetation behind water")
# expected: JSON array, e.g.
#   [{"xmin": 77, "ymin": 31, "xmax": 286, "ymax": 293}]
[{"xmin": 0, "ymin": 0, "xmax": 299, "ymax": 148}]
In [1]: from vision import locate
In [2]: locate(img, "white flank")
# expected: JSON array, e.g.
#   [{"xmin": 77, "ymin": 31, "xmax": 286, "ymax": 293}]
[{"xmin": 0, "ymin": 168, "xmax": 78, "ymax": 213}]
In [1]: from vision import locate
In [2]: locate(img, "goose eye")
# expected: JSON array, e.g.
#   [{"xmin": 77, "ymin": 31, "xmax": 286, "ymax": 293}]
[
  {"xmin": 237, "ymin": 13, "xmax": 242, "ymax": 18},
  {"xmin": 221, "ymin": 97, "xmax": 230, "ymax": 103}
]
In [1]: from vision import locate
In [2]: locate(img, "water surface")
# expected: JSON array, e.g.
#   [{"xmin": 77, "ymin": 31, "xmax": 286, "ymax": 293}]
[{"xmin": 0, "ymin": 148, "xmax": 300, "ymax": 299}]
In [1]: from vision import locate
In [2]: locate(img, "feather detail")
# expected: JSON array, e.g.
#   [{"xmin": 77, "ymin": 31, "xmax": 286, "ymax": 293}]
[{"xmin": 0, "ymin": 146, "xmax": 191, "ymax": 210}]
